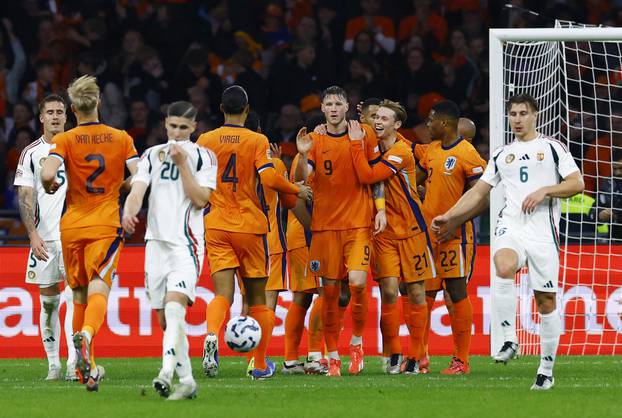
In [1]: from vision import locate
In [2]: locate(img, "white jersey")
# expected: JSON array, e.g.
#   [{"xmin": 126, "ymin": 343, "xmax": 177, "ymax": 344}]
[
  {"xmin": 481, "ymin": 133, "xmax": 580, "ymax": 243},
  {"xmin": 13, "ymin": 137, "xmax": 67, "ymax": 241},
  {"xmin": 132, "ymin": 140, "xmax": 217, "ymax": 246}
]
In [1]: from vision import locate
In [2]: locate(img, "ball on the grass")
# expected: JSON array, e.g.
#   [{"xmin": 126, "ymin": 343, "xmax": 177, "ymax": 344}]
[{"xmin": 224, "ymin": 315, "xmax": 262, "ymax": 353}]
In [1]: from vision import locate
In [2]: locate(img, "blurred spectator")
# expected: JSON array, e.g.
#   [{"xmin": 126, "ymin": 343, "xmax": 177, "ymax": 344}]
[
  {"xmin": 0, "ymin": 18, "xmax": 26, "ymax": 116},
  {"xmin": 6, "ymin": 126, "xmax": 35, "ymax": 173},
  {"xmin": 260, "ymin": 3, "xmax": 291, "ymax": 49},
  {"xmin": 597, "ymin": 153, "xmax": 622, "ymax": 239},
  {"xmin": 344, "ymin": 0, "xmax": 395, "ymax": 55},
  {"xmin": 269, "ymin": 104, "xmax": 303, "ymax": 144},
  {"xmin": 125, "ymin": 99, "xmax": 154, "ymax": 154},
  {"xmin": 173, "ymin": 47, "xmax": 223, "ymax": 115},
  {"xmin": 200, "ymin": 0, "xmax": 237, "ymax": 58},
  {"xmin": 583, "ymin": 114, "xmax": 622, "ymax": 196},
  {"xmin": 396, "ymin": 48, "xmax": 443, "ymax": 104},
  {"xmin": 127, "ymin": 47, "xmax": 168, "ymax": 112},
  {"xmin": 111, "ymin": 29, "xmax": 144, "ymax": 83},
  {"xmin": 344, "ymin": 55, "xmax": 383, "ymax": 99},
  {"xmin": 5, "ymin": 100, "xmax": 36, "ymax": 147},
  {"xmin": 22, "ymin": 59, "xmax": 60, "ymax": 112},
  {"xmin": 398, "ymin": 0, "xmax": 448, "ymax": 50}
]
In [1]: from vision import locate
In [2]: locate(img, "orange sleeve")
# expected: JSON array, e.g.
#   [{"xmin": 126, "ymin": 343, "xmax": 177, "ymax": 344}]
[
  {"xmin": 124, "ymin": 131, "xmax": 139, "ymax": 160},
  {"xmin": 350, "ymin": 140, "xmax": 396, "ymax": 184},
  {"xmin": 362, "ymin": 125, "xmax": 381, "ymax": 164},
  {"xmin": 418, "ymin": 144, "xmax": 429, "ymax": 171},
  {"xmin": 275, "ymin": 159, "xmax": 297, "ymax": 208},
  {"xmin": 461, "ymin": 146, "xmax": 487, "ymax": 183},
  {"xmin": 346, "ymin": 18, "xmax": 364, "ymax": 40},
  {"xmin": 379, "ymin": 18, "xmax": 395, "ymax": 38},
  {"xmin": 398, "ymin": 16, "xmax": 415, "ymax": 42},
  {"xmin": 50, "ymin": 133, "xmax": 68, "ymax": 161}
]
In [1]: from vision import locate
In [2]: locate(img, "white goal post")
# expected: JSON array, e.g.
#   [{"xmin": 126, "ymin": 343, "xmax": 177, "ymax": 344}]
[{"xmin": 489, "ymin": 27, "xmax": 622, "ymax": 356}]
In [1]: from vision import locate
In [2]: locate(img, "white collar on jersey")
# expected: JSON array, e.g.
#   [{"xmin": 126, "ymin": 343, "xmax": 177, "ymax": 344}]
[{"xmin": 167, "ymin": 139, "xmax": 191, "ymax": 144}]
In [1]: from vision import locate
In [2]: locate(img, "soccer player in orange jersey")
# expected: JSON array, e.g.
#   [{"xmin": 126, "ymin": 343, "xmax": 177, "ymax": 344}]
[
  {"xmin": 41, "ymin": 75, "xmax": 139, "ymax": 391},
  {"xmin": 416, "ymin": 101, "xmax": 486, "ymax": 375},
  {"xmin": 295, "ymin": 86, "xmax": 386, "ymax": 377},
  {"xmin": 350, "ymin": 100, "xmax": 435, "ymax": 375},
  {"xmin": 197, "ymin": 86, "xmax": 312, "ymax": 379}
]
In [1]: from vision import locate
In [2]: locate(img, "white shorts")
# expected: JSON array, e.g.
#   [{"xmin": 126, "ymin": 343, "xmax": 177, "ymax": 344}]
[
  {"xmin": 493, "ymin": 229, "xmax": 559, "ymax": 292},
  {"xmin": 25, "ymin": 240, "xmax": 65, "ymax": 286},
  {"xmin": 145, "ymin": 240, "xmax": 204, "ymax": 309}
]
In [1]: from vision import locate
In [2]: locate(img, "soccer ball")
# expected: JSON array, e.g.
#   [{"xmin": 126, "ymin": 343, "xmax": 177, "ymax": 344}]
[{"xmin": 224, "ymin": 315, "xmax": 262, "ymax": 353}]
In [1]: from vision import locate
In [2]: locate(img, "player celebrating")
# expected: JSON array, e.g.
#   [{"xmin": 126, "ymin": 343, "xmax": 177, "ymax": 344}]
[
  {"xmin": 41, "ymin": 75, "xmax": 139, "ymax": 391},
  {"xmin": 295, "ymin": 85, "xmax": 386, "ymax": 377},
  {"xmin": 349, "ymin": 100, "xmax": 435, "ymax": 375},
  {"xmin": 123, "ymin": 101, "xmax": 217, "ymax": 400},
  {"xmin": 198, "ymin": 86, "xmax": 312, "ymax": 379},
  {"xmin": 14, "ymin": 94, "xmax": 77, "ymax": 381},
  {"xmin": 417, "ymin": 100, "xmax": 486, "ymax": 375},
  {"xmin": 431, "ymin": 94, "xmax": 584, "ymax": 390}
]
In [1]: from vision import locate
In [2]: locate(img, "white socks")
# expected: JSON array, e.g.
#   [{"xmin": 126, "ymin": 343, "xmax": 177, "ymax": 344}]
[
  {"xmin": 493, "ymin": 277, "xmax": 518, "ymax": 344},
  {"xmin": 162, "ymin": 301, "xmax": 192, "ymax": 382},
  {"xmin": 350, "ymin": 335, "xmax": 363, "ymax": 346},
  {"xmin": 62, "ymin": 286, "xmax": 77, "ymax": 367},
  {"xmin": 40, "ymin": 294, "xmax": 61, "ymax": 369},
  {"xmin": 538, "ymin": 310, "xmax": 561, "ymax": 377}
]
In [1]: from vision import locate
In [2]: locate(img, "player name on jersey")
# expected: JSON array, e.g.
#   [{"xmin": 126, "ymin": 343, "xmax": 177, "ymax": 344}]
[{"xmin": 75, "ymin": 133, "xmax": 113, "ymax": 144}]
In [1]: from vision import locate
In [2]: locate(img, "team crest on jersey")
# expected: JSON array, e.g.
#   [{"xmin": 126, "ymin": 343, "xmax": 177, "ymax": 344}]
[
  {"xmin": 444, "ymin": 156, "xmax": 457, "ymax": 171},
  {"xmin": 310, "ymin": 260, "xmax": 320, "ymax": 272},
  {"xmin": 505, "ymin": 154, "xmax": 515, "ymax": 164},
  {"xmin": 39, "ymin": 157, "xmax": 47, "ymax": 167},
  {"xmin": 537, "ymin": 152, "xmax": 545, "ymax": 161},
  {"xmin": 28, "ymin": 271, "xmax": 36, "ymax": 280},
  {"xmin": 158, "ymin": 150, "xmax": 166, "ymax": 162}
]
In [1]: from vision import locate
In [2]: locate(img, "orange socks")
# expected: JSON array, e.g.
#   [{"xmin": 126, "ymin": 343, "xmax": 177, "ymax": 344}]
[
  {"xmin": 401, "ymin": 296, "xmax": 412, "ymax": 357},
  {"xmin": 349, "ymin": 285, "xmax": 368, "ymax": 338},
  {"xmin": 423, "ymin": 295, "xmax": 435, "ymax": 356},
  {"xmin": 308, "ymin": 296, "xmax": 323, "ymax": 353},
  {"xmin": 206, "ymin": 295, "xmax": 230, "ymax": 335},
  {"xmin": 284, "ymin": 302, "xmax": 307, "ymax": 361},
  {"xmin": 249, "ymin": 305, "xmax": 275, "ymax": 370},
  {"xmin": 450, "ymin": 297, "xmax": 473, "ymax": 364},
  {"xmin": 73, "ymin": 302, "xmax": 86, "ymax": 334},
  {"xmin": 321, "ymin": 284, "xmax": 340, "ymax": 353},
  {"xmin": 407, "ymin": 303, "xmax": 427, "ymax": 360},
  {"xmin": 82, "ymin": 293, "xmax": 107, "ymax": 338},
  {"xmin": 380, "ymin": 302, "xmax": 401, "ymax": 355}
]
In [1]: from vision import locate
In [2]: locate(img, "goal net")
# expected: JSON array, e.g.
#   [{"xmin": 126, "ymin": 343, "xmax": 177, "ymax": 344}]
[{"xmin": 489, "ymin": 23, "xmax": 622, "ymax": 355}]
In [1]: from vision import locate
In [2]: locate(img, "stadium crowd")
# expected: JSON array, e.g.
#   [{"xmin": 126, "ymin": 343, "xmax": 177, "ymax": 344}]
[{"xmin": 0, "ymin": 0, "xmax": 620, "ymax": 241}]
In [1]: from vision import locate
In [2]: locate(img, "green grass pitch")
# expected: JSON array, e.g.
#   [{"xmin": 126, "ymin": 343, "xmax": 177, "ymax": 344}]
[{"xmin": 0, "ymin": 356, "xmax": 620, "ymax": 418}]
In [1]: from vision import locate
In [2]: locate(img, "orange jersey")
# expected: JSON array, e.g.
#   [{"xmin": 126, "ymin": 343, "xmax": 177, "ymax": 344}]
[
  {"xmin": 350, "ymin": 138, "xmax": 427, "ymax": 240},
  {"xmin": 265, "ymin": 158, "xmax": 288, "ymax": 255},
  {"xmin": 419, "ymin": 138, "xmax": 486, "ymax": 225},
  {"xmin": 49, "ymin": 122, "xmax": 138, "ymax": 230},
  {"xmin": 287, "ymin": 153, "xmax": 311, "ymax": 251},
  {"xmin": 396, "ymin": 132, "xmax": 428, "ymax": 166},
  {"xmin": 305, "ymin": 124, "xmax": 380, "ymax": 231}
]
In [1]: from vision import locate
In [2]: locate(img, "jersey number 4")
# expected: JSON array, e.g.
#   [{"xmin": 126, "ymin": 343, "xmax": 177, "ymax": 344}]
[
  {"xmin": 222, "ymin": 153, "xmax": 239, "ymax": 191},
  {"xmin": 85, "ymin": 154, "xmax": 105, "ymax": 194}
]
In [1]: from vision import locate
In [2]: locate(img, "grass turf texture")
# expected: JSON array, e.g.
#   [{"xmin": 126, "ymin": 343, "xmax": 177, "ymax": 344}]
[{"xmin": 0, "ymin": 356, "xmax": 620, "ymax": 418}]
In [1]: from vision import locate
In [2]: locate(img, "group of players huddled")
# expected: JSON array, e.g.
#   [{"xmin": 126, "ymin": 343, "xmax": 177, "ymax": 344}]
[{"xmin": 15, "ymin": 74, "xmax": 584, "ymax": 399}]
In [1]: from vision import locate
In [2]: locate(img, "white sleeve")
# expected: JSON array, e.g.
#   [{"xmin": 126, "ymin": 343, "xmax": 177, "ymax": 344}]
[
  {"xmin": 131, "ymin": 149, "xmax": 152, "ymax": 186},
  {"xmin": 13, "ymin": 148, "xmax": 35, "ymax": 188},
  {"xmin": 553, "ymin": 142, "xmax": 580, "ymax": 178},
  {"xmin": 480, "ymin": 147, "xmax": 503, "ymax": 187},
  {"xmin": 197, "ymin": 147, "xmax": 218, "ymax": 190}
]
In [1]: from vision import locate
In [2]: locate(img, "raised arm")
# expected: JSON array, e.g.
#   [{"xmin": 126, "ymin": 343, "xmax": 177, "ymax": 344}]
[
  {"xmin": 349, "ymin": 140, "xmax": 394, "ymax": 184},
  {"xmin": 294, "ymin": 128, "xmax": 313, "ymax": 182},
  {"xmin": 170, "ymin": 144, "xmax": 213, "ymax": 208}
]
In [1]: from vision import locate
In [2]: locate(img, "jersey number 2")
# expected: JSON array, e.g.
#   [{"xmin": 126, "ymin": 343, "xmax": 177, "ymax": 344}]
[
  {"xmin": 222, "ymin": 153, "xmax": 238, "ymax": 191},
  {"xmin": 85, "ymin": 154, "xmax": 105, "ymax": 194}
]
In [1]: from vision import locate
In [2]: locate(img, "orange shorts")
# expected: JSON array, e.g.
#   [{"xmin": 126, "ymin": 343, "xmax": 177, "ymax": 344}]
[
  {"xmin": 308, "ymin": 228, "xmax": 371, "ymax": 280},
  {"xmin": 205, "ymin": 229, "xmax": 268, "ymax": 278},
  {"xmin": 266, "ymin": 252, "xmax": 288, "ymax": 291},
  {"xmin": 372, "ymin": 232, "xmax": 436, "ymax": 283},
  {"xmin": 426, "ymin": 240, "xmax": 475, "ymax": 291},
  {"xmin": 61, "ymin": 226, "xmax": 124, "ymax": 289},
  {"xmin": 288, "ymin": 246, "xmax": 320, "ymax": 292}
]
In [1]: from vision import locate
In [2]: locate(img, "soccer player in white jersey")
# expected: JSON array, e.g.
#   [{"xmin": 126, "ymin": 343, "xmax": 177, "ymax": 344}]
[
  {"xmin": 13, "ymin": 94, "xmax": 77, "ymax": 381},
  {"xmin": 430, "ymin": 94, "xmax": 584, "ymax": 390},
  {"xmin": 122, "ymin": 101, "xmax": 217, "ymax": 400}
]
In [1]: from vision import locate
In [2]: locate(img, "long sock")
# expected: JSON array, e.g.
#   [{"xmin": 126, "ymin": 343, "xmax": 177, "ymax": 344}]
[
  {"xmin": 72, "ymin": 302, "xmax": 86, "ymax": 335},
  {"xmin": 206, "ymin": 295, "xmax": 230, "ymax": 335},
  {"xmin": 423, "ymin": 296, "xmax": 435, "ymax": 356},
  {"xmin": 284, "ymin": 302, "xmax": 307, "ymax": 362},
  {"xmin": 538, "ymin": 310, "xmax": 561, "ymax": 377},
  {"xmin": 40, "ymin": 294, "xmax": 61, "ymax": 368},
  {"xmin": 82, "ymin": 293, "xmax": 107, "ymax": 338},
  {"xmin": 63, "ymin": 287, "xmax": 76, "ymax": 367},
  {"xmin": 249, "ymin": 305, "xmax": 275, "ymax": 370},
  {"xmin": 450, "ymin": 297, "xmax": 473, "ymax": 364},
  {"xmin": 307, "ymin": 296, "xmax": 323, "ymax": 355},
  {"xmin": 162, "ymin": 302, "xmax": 185, "ymax": 376},
  {"xmin": 407, "ymin": 303, "xmax": 427, "ymax": 360},
  {"xmin": 349, "ymin": 285, "xmax": 368, "ymax": 340},
  {"xmin": 493, "ymin": 277, "xmax": 518, "ymax": 343},
  {"xmin": 176, "ymin": 332, "xmax": 195, "ymax": 385},
  {"xmin": 380, "ymin": 302, "xmax": 401, "ymax": 355},
  {"xmin": 401, "ymin": 296, "xmax": 413, "ymax": 357},
  {"xmin": 322, "ymin": 284, "xmax": 340, "ymax": 356}
]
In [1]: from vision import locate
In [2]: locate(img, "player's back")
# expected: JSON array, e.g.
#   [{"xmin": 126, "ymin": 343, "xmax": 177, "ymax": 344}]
[
  {"xmin": 197, "ymin": 124, "xmax": 272, "ymax": 234},
  {"xmin": 50, "ymin": 122, "xmax": 137, "ymax": 230},
  {"xmin": 421, "ymin": 138, "xmax": 486, "ymax": 223},
  {"xmin": 307, "ymin": 124, "xmax": 378, "ymax": 231},
  {"xmin": 265, "ymin": 157, "xmax": 288, "ymax": 255}
]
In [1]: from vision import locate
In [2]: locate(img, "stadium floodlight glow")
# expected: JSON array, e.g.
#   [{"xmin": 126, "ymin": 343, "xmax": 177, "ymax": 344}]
[{"xmin": 489, "ymin": 24, "xmax": 622, "ymax": 356}]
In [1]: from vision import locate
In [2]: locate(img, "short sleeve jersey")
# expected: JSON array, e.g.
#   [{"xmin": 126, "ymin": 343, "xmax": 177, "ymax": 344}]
[
  {"xmin": 420, "ymin": 138, "xmax": 486, "ymax": 230},
  {"xmin": 265, "ymin": 158, "xmax": 289, "ymax": 255},
  {"xmin": 132, "ymin": 140, "xmax": 217, "ymax": 245},
  {"xmin": 481, "ymin": 134, "xmax": 580, "ymax": 243},
  {"xmin": 287, "ymin": 153, "xmax": 311, "ymax": 251},
  {"xmin": 13, "ymin": 138, "xmax": 67, "ymax": 241},
  {"xmin": 49, "ymin": 122, "xmax": 138, "ymax": 230},
  {"xmin": 197, "ymin": 124, "xmax": 274, "ymax": 234},
  {"xmin": 306, "ymin": 123, "xmax": 380, "ymax": 231}
]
